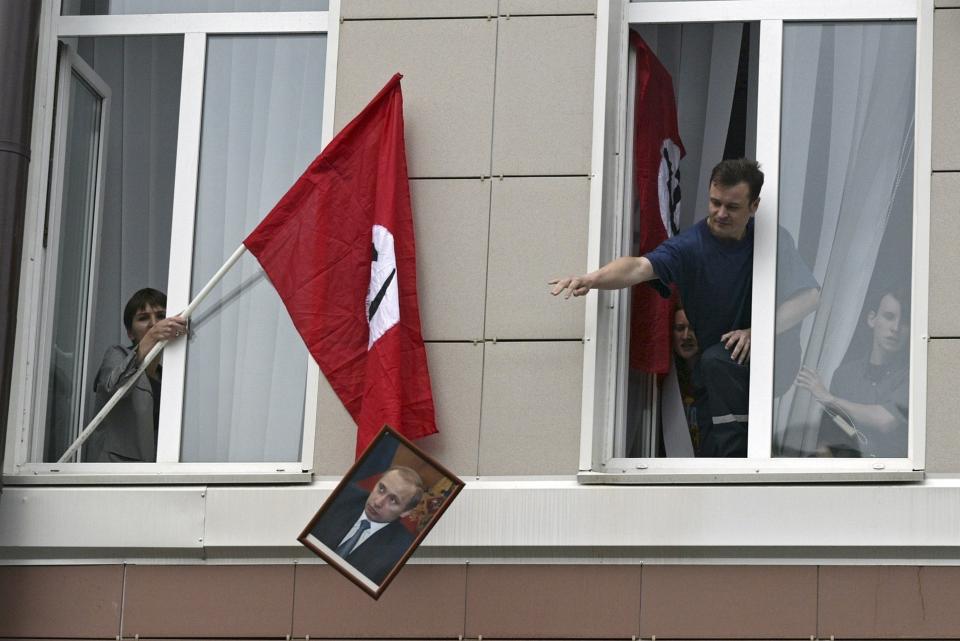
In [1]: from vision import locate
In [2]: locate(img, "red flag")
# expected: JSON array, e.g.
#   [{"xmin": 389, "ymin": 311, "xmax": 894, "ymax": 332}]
[
  {"xmin": 244, "ymin": 74, "xmax": 437, "ymax": 456},
  {"xmin": 629, "ymin": 33, "xmax": 685, "ymax": 374}
]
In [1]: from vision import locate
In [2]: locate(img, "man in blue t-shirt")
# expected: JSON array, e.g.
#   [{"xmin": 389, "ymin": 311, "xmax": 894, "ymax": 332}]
[{"xmin": 550, "ymin": 159, "xmax": 819, "ymax": 457}]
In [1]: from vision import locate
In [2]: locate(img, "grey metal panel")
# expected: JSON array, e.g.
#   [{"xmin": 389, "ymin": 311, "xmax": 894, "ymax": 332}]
[
  {"xmin": 312, "ymin": 342, "xmax": 484, "ymax": 477},
  {"xmin": 411, "ymin": 178, "xmax": 490, "ymax": 341},
  {"xmin": 477, "ymin": 341, "xmax": 582, "ymax": 475},
  {"xmin": 204, "ymin": 484, "xmax": 323, "ymax": 549},
  {"xmin": 933, "ymin": 9, "xmax": 960, "ymax": 170},
  {"xmin": 342, "ymin": 0, "xmax": 497, "ymax": 19},
  {"xmin": 6, "ymin": 481, "xmax": 960, "ymax": 555},
  {"xmin": 929, "ymin": 173, "xmax": 960, "ymax": 336},
  {"xmin": 926, "ymin": 339, "xmax": 960, "ymax": 473},
  {"xmin": 500, "ymin": 0, "xmax": 597, "ymax": 15},
  {"xmin": 485, "ymin": 177, "xmax": 589, "ymax": 339},
  {"xmin": 335, "ymin": 18, "xmax": 497, "ymax": 178},
  {"xmin": 936, "ymin": 0, "xmax": 960, "ymax": 7},
  {"xmin": 491, "ymin": 15, "xmax": 596, "ymax": 175},
  {"xmin": 0, "ymin": 486, "xmax": 204, "ymax": 550}
]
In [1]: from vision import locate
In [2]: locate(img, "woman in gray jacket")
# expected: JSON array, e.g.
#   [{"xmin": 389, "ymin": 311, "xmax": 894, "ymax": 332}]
[{"xmin": 85, "ymin": 288, "xmax": 186, "ymax": 462}]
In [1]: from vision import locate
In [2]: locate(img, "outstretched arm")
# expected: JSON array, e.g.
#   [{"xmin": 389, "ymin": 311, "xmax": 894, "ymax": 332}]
[
  {"xmin": 549, "ymin": 256, "xmax": 656, "ymax": 299},
  {"xmin": 776, "ymin": 287, "xmax": 819, "ymax": 334}
]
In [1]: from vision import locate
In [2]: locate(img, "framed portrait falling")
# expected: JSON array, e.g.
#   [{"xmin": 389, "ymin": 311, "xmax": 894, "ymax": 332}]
[{"xmin": 299, "ymin": 425, "xmax": 464, "ymax": 598}]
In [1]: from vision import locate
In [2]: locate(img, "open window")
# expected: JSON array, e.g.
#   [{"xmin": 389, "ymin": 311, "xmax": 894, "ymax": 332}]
[
  {"xmin": 582, "ymin": 0, "xmax": 931, "ymax": 482},
  {"xmin": 5, "ymin": 6, "xmax": 336, "ymax": 482}
]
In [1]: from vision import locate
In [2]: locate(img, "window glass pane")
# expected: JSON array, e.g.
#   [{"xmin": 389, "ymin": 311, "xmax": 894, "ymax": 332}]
[
  {"xmin": 181, "ymin": 34, "xmax": 326, "ymax": 462},
  {"xmin": 62, "ymin": 0, "xmax": 327, "ymax": 15},
  {"xmin": 774, "ymin": 21, "xmax": 915, "ymax": 459},
  {"xmin": 45, "ymin": 72, "xmax": 103, "ymax": 462},
  {"xmin": 44, "ymin": 37, "xmax": 181, "ymax": 464},
  {"xmin": 615, "ymin": 22, "xmax": 758, "ymax": 459}
]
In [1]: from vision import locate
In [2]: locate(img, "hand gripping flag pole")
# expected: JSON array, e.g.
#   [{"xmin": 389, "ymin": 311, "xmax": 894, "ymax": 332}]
[{"xmin": 57, "ymin": 245, "xmax": 248, "ymax": 463}]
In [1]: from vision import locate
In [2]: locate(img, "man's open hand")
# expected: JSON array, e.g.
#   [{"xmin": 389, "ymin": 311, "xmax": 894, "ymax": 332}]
[
  {"xmin": 721, "ymin": 328, "xmax": 751, "ymax": 365},
  {"xmin": 549, "ymin": 276, "xmax": 592, "ymax": 299}
]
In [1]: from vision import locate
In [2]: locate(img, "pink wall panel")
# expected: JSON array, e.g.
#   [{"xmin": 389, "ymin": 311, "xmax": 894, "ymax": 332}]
[
  {"xmin": 464, "ymin": 564, "xmax": 642, "ymax": 639},
  {"xmin": 293, "ymin": 564, "xmax": 467, "ymax": 638},
  {"xmin": 819, "ymin": 566, "xmax": 960, "ymax": 639},
  {"xmin": 640, "ymin": 565, "xmax": 818, "ymax": 639},
  {"xmin": 121, "ymin": 565, "xmax": 294, "ymax": 638},
  {"xmin": 0, "ymin": 565, "xmax": 123, "ymax": 638}
]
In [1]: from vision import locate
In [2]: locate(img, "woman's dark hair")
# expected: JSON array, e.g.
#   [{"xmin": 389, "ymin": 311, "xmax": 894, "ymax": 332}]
[
  {"xmin": 123, "ymin": 288, "xmax": 167, "ymax": 331},
  {"xmin": 866, "ymin": 286, "xmax": 910, "ymax": 323}
]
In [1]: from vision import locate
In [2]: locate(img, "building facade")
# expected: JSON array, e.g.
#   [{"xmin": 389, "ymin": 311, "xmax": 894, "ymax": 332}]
[{"xmin": 3, "ymin": 0, "xmax": 960, "ymax": 638}]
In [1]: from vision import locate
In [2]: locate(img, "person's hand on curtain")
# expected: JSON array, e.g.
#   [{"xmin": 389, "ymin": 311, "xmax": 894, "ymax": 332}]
[{"xmin": 795, "ymin": 367, "xmax": 832, "ymax": 404}]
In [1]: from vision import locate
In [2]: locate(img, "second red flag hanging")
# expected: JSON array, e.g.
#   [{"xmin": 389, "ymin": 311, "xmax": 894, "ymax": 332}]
[
  {"xmin": 244, "ymin": 74, "xmax": 437, "ymax": 456},
  {"xmin": 629, "ymin": 32, "xmax": 686, "ymax": 374}
]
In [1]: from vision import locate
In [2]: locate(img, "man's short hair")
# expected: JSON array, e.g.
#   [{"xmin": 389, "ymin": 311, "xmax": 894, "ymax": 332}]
[
  {"xmin": 384, "ymin": 465, "xmax": 425, "ymax": 511},
  {"xmin": 709, "ymin": 158, "xmax": 764, "ymax": 203},
  {"xmin": 123, "ymin": 288, "xmax": 167, "ymax": 331}
]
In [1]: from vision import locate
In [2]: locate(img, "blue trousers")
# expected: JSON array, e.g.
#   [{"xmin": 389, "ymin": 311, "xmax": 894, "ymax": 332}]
[{"xmin": 696, "ymin": 342, "xmax": 750, "ymax": 457}]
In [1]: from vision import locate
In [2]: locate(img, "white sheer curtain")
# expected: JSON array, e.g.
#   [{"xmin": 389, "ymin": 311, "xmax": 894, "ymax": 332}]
[
  {"xmin": 774, "ymin": 22, "xmax": 915, "ymax": 455},
  {"xmin": 180, "ymin": 34, "xmax": 326, "ymax": 462},
  {"xmin": 82, "ymin": 35, "xmax": 180, "ymax": 422}
]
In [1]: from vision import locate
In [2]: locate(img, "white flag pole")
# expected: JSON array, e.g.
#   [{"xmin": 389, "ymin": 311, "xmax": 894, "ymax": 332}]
[{"xmin": 58, "ymin": 244, "xmax": 249, "ymax": 463}]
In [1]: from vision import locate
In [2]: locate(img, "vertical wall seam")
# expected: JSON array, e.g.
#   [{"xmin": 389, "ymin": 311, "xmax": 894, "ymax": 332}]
[
  {"xmin": 475, "ymin": 5, "xmax": 501, "ymax": 477},
  {"xmin": 118, "ymin": 562, "xmax": 128, "ymax": 639},
  {"xmin": 815, "ymin": 564, "xmax": 821, "ymax": 639},
  {"xmin": 288, "ymin": 562, "xmax": 298, "ymax": 639}
]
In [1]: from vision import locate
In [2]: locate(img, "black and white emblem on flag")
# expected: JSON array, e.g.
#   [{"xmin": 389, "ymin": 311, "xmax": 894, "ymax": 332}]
[
  {"xmin": 367, "ymin": 224, "xmax": 399, "ymax": 349},
  {"xmin": 658, "ymin": 139, "xmax": 682, "ymax": 237}
]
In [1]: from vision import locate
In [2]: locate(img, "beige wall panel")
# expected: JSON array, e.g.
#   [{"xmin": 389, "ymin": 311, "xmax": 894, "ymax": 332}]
[
  {"xmin": 640, "ymin": 565, "xmax": 817, "ymax": 639},
  {"xmin": 478, "ymin": 340, "xmax": 582, "ymax": 475},
  {"xmin": 933, "ymin": 10, "xmax": 960, "ymax": 170},
  {"xmin": 314, "ymin": 342, "xmax": 484, "ymax": 477},
  {"xmin": 925, "ymin": 338, "xmax": 960, "ymax": 472},
  {"xmin": 411, "ymin": 178, "xmax": 490, "ymax": 340},
  {"xmin": 501, "ymin": 0, "xmax": 597, "ymax": 15},
  {"xmin": 335, "ymin": 19, "xmax": 496, "ymax": 178},
  {"xmin": 929, "ymin": 173, "xmax": 960, "ymax": 336},
  {"xmin": 485, "ymin": 177, "xmax": 589, "ymax": 339},
  {"xmin": 465, "ymin": 565, "xmax": 641, "ymax": 639},
  {"xmin": 293, "ymin": 564, "xmax": 466, "ymax": 637},
  {"xmin": 122, "ymin": 565, "xmax": 294, "ymax": 638},
  {"xmin": 312, "ymin": 372, "xmax": 357, "ymax": 475},
  {"xmin": 0, "ymin": 565, "xmax": 123, "ymax": 638},
  {"xmin": 937, "ymin": 0, "xmax": 960, "ymax": 6},
  {"xmin": 491, "ymin": 16, "xmax": 596, "ymax": 175},
  {"xmin": 819, "ymin": 566, "xmax": 960, "ymax": 638},
  {"xmin": 343, "ymin": 0, "xmax": 497, "ymax": 19},
  {"xmin": 416, "ymin": 342, "xmax": 484, "ymax": 476}
]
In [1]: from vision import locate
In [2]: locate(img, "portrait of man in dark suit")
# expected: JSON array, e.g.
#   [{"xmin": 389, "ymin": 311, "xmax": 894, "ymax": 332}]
[{"xmin": 309, "ymin": 465, "xmax": 424, "ymax": 585}]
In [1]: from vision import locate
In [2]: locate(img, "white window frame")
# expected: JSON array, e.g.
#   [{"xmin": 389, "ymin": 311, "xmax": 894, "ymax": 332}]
[
  {"xmin": 3, "ymin": 1, "xmax": 341, "ymax": 484},
  {"xmin": 580, "ymin": 0, "xmax": 932, "ymax": 483}
]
